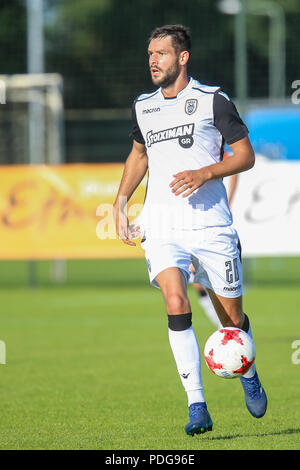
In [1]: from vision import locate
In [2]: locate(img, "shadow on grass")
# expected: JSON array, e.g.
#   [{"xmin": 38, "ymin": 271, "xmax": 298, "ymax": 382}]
[{"xmin": 202, "ymin": 427, "xmax": 300, "ymax": 441}]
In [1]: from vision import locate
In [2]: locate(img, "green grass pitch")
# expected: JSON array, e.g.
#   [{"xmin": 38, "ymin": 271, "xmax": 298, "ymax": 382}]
[{"xmin": 0, "ymin": 258, "xmax": 299, "ymax": 450}]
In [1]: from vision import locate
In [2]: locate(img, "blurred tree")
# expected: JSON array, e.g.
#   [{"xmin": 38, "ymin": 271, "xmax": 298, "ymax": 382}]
[
  {"xmin": 0, "ymin": 0, "xmax": 298, "ymax": 108},
  {"xmin": 246, "ymin": 0, "xmax": 300, "ymax": 97},
  {"xmin": 45, "ymin": 0, "xmax": 300, "ymax": 108},
  {"xmin": 45, "ymin": 0, "xmax": 235, "ymax": 108},
  {"xmin": 0, "ymin": 0, "xmax": 27, "ymax": 74}
]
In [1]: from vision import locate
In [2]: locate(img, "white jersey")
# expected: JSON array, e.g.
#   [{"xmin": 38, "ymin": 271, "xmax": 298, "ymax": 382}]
[{"xmin": 131, "ymin": 77, "xmax": 248, "ymax": 232}]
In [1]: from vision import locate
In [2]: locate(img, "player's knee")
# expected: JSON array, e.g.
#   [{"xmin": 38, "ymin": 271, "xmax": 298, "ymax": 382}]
[{"xmin": 166, "ymin": 293, "xmax": 190, "ymax": 315}]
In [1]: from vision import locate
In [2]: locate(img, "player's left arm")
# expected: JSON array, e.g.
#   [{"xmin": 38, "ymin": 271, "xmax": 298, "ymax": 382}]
[
  {"xmin": 170, "ymin": 137, "xmax": 254, "ymax": 197},
  {"xmin": 208, "ymin": 135, "xmax": 255, "ymax": 179},
  {"xmin": 227, "ymin": 173, "xmax": 238, "ymax": 208},
  {"xmin": 170, "ymin": 90, "xmax": 254, "ymax": 198}
]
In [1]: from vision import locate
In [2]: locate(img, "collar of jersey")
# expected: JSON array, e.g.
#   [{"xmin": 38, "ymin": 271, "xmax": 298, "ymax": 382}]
[{"xmin": 158, "ymin": 76, "xmax": 194, "ymax": 101}]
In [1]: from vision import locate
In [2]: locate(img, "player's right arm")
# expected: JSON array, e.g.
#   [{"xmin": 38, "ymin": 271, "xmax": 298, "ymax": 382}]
[{"xmin": 113, "ymin": 139, "xmax": 148, "ymax": 246}]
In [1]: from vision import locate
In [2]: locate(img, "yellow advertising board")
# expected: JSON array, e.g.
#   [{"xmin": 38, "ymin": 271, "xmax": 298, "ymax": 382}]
[{"xmin": 0, "ymin": 164, "xmax": 146, "ymax": 259}]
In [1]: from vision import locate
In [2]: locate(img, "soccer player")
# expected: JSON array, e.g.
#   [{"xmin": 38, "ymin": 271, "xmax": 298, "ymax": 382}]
[{"xmin": 113, "ymin": 25, "xmax": 267, "ymax": 435}]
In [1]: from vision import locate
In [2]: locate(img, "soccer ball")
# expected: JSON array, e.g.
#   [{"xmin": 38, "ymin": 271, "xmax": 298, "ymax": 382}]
[{"xmin": 204, "ymin": 327, "xmax": 256, "ymax": 379}]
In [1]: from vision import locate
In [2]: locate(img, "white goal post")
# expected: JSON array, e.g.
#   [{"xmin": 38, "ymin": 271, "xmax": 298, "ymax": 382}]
[
  {"xmin": 0, "ymin": 73, "xmax": 65, "ymax": 165},
  {"xmin": 0, "ymin": 73, "xmax": 66, "ymax": 284}
]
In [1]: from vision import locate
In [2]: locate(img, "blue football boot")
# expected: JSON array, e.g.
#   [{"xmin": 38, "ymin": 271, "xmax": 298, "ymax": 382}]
[
  {"xmin": 240, "ymin": 371, "xmax": 267, "ymax": 418},
  {"xmin": 185, "ymin": 402, "xmax": 213, "ymax": 436}
]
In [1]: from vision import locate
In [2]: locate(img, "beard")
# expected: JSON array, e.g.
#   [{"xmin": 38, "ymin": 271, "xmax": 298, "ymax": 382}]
[{"xmin": 151, "ymin": 59, "xmax": 181, "ymax": 88}]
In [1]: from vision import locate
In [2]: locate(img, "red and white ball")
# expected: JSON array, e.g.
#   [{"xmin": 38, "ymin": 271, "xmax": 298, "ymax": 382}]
[{"xmin": 204, "ymin": 327, "xmax": 256, "ymax": 379}]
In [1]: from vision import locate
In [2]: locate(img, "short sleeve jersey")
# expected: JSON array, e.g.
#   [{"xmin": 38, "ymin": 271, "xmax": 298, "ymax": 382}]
[{"xmin": 131, "ymin": 77, "xmax": 248, "ymax": 231}]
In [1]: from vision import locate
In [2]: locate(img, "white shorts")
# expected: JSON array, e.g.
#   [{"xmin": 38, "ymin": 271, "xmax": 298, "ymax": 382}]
[{"xmin": 141, "ymin": 225, "xmax": 243, "ymax": 298}]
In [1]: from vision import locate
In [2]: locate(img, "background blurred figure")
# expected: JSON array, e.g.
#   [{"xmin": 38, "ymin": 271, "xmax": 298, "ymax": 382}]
[{"xmin": 190, "ymin": 155, "xmax": 238, "ymax": 329}]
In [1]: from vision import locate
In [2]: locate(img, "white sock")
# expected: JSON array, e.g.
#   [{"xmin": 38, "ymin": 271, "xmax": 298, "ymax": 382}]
[
  {"xmin": 242, "ymin": 316, "xmax": 256, "ymax": 379},
  {"xmin": 168, "ymin": 325, "xmax": 205, "ymax": 406},
  {"xmin": 198, "ymin": 294, "xmax": 222, "ymax": 329}
]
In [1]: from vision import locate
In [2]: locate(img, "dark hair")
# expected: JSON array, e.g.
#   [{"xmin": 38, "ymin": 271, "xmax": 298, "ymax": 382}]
[{"xmin": 148, "ymin": 24, "xmax": 192, "ymax": 55}]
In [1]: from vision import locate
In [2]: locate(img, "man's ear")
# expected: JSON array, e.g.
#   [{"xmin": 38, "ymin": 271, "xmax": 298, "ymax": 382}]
[{"xmin": 179, "ymin": 50, "xmax": 190, "ymax": 66}]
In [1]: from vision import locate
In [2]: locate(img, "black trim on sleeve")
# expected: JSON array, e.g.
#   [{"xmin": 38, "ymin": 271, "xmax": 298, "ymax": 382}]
[
  {"xmin": 130, "ymin": 99, "xmax": 145, "ymax": 144},
  {"xmin": 213, "ymin": 90, "xmax": 249, "ymax": 145},
  {"xmin": 136, "ymin": 90, "xmax": 159, "ymax": 102},
  {"xmin": 192, "ymin": 87, "xmax": 216, "ymax": 95}
]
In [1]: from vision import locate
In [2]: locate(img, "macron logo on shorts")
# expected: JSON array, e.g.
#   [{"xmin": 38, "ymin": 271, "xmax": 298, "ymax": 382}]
[{"xmin": 223, "ymin": 285, "xmax": 241, "ymax": 292}]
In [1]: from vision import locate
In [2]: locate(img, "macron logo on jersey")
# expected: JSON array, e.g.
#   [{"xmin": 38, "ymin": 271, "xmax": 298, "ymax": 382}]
[
  {"xmin": 142, "ymin": 107, "xmax": 161, "ymax": 114},
  {"xmin": 146, "ymin": 123, "xmax": 195, "ymax": 148}
]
